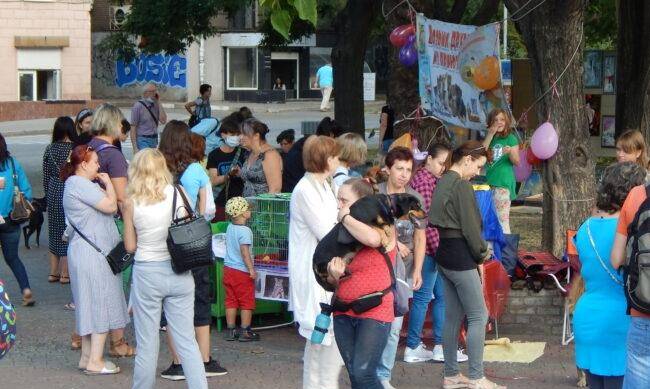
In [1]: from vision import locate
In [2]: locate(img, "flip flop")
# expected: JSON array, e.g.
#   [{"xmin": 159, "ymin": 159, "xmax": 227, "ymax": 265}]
[
  {"xmin": 64, "ymin": 302, "xmax": 76, "ymax": 311},
  {"xmin": 59, "ymin": 276, "xmax": 70, "ymax": 285},
  {"xmin": 84, "ymin": 361, "xmax": 120, "ymax": 376},
  {"xmin": 48, "ymin": 274, "xmax": 60, "ymax": 283}
]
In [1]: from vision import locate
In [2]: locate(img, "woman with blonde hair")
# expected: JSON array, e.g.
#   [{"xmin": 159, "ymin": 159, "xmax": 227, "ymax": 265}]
[
  {"xmin": 333, "ymin": 133, "xmax": 367, "ymax": 189},
  {"xmin": 122, "ymin": 149, "xmax": 208, "ymax": 389},
  {"xmin": 615, "ymin": 130, "xmax": 650, "ymax": 172},
  {"xmin": 87, "ymin": 103, "xmax": 135, "ymax": 358}
]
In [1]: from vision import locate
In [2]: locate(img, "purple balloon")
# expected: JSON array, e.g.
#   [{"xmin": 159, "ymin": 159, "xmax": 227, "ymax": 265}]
[
  {"xmin": 399, "ymin": 43, "xmax": 418, "ymax": 67},
  {"xmin": 407, "ymin": 34, "xmax": 416, "ymax": 45},
  {"xmin": 530, "ymin": 122, "xmax": 559, "ymax": 160}
]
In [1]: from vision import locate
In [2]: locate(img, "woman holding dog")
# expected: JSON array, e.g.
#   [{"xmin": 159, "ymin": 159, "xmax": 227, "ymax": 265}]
[
  {"xmin": 429, "ymin": 141, "xmax": 504, "ymax": 389},
  {"xmin": 288, "ymin": 135, "xmax": 344, "ymax": 389},
  {"xmin": 573, "ymin": 162, "xmax": 645, "ymax": 389},
  {"xmin": 0, "ymin": 133, "xmax": 35, "ymax": 306},
  {"xmin": 43, "ymin": 117, "xmax": 76, "ymax": 285}
]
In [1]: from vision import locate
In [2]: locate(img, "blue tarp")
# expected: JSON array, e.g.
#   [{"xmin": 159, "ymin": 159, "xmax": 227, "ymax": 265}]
[{"xmin": 474, "ymin": 188, "xmax": 506, "ymax": 261}]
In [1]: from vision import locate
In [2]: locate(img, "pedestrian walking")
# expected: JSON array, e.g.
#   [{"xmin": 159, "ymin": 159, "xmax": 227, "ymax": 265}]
[
  {"xmin": 130, "ymin": 83, "xmax": 167, "ymax": 153},
  {"xmin": 315, "ymin": 62, "xmax": 333, "ymax": 111},
  {"xmin": 122, "ymin": 149, "xmax": 208, "ymax": 389},
  {"xmin": 0, "ymin": 134, "xmax": 34, "ymax": 307},
  {"xmin": 61, "ymin": 145, "xmax": 129, "ymax": 375}
]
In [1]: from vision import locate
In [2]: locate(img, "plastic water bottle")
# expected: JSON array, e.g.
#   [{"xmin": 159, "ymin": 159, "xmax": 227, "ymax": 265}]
[{"xmin": 310, "ymin": 303, "xmax": 333, "ymax": 344}]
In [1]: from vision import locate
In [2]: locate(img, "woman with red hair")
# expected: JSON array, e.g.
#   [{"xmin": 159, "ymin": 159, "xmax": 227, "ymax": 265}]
[{"xmin": 62, "ymin": 145, "xmax": 129, "ymax": 375}]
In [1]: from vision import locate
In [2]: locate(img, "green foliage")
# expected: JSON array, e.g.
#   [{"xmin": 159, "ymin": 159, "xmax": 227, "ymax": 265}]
[
  {"xmin": 584, "ymin": 0, "xmax": 617, "ymax": 49},
  {"xmin": 101, "ymin": 0, "xmax": 249, "ymax": 61},
  {"xmin": 260, "ymin": 0, "xmax": 318, "ymax": 40}
]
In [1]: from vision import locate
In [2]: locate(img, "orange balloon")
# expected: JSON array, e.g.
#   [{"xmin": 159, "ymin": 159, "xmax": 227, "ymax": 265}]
[{"xmin": 473, "ymin": 56, "xmax": 500, "ymax": 90}]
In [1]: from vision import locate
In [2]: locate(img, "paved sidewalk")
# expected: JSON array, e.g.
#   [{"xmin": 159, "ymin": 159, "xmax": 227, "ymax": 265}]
[{"xmin": 0, "ymin": 228, "xmax": 579, "ymax": 389}]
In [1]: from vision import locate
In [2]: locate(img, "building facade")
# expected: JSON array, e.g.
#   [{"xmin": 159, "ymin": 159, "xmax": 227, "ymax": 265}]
[{"xmin": 0, "ymin": 0, "xmax": 93, "ymax": 102}]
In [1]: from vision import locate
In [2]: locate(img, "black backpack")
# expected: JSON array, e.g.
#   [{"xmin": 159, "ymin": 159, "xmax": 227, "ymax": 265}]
[{"xmin": 624, "ymin": 185, "xmax": 650, "ymax": 314}]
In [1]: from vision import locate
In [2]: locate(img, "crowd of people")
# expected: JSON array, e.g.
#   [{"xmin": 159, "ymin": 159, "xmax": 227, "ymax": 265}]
[{"xmin": 1, "ymin": 85, "xmax": 649, "ymax": 389}]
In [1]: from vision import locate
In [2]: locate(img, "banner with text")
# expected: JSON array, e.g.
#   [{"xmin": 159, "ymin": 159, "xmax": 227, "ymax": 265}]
[{"xmin": 416, "ymin": 15, "xmax": 507, "ymax": 131}]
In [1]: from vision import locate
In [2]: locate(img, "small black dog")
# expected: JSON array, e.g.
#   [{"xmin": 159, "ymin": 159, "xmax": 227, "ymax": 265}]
[
  {"xmin": 23, "ymin": 197, "xmax": 46, "ymax": 249},
  {"xmin": 312, "ymin": 193, "xmax": 427, "ymax": 291}
]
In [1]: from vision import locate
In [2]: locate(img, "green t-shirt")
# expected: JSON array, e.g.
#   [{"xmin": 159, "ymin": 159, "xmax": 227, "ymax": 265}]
[{"xmin": 485, "ymin": 133, "xmax": 519, "ymax": 200}]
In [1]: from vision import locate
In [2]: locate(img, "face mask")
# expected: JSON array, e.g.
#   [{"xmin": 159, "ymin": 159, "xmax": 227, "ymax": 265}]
[{"xmin": 225, "ymin": 135, "xmax": 240, "ymax": 147}]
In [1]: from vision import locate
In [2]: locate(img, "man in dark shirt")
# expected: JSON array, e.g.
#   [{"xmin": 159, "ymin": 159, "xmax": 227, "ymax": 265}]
[
  {"xmin": 281, "ymin": 117, "xmax": 346, "ymax": 192},
  {"xmin": 379, "ymin": 104, "xmax": 396, "ymax": 153}
]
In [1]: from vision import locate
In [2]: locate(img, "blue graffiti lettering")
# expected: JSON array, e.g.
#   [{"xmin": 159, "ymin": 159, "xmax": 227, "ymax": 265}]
[{"xmin": 115, "ymin": 54, "xmax": 187, "ymax": 88}]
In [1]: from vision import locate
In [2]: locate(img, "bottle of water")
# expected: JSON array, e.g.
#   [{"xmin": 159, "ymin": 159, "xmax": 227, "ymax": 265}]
[{"xmin": 310, "ymin": 303, "xmax": 333, "ymax": 344}]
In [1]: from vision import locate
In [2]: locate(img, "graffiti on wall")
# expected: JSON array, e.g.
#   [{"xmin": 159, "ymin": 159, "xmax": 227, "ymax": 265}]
[{"xmin": 115, "ymin": 54, "xmax": 187, "ymax": 88}]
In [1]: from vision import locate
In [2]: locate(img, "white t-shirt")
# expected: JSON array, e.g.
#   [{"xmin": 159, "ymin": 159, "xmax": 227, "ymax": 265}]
[{"xmin": 133, "ymin": 185, "xmax": 177, "ymax": 262}]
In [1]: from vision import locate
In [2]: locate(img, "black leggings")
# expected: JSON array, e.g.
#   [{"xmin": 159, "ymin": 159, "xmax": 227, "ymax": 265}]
[{"xmin": 586, "ymin": 371, "xmax": 623, "ymax": 389}]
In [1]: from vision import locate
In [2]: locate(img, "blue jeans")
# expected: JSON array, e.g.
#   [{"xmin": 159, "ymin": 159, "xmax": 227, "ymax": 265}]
[
  {"xmin": 376, "ymin": 316, "xmax": 403, "ymax": 381},
  {"xmin": 623, "ymin": 316, "xmax": 650, "ymax": 389},
  {"xmin": 381, "ymin": 139, "xmax": 393, "ymax": 153},
  {"xmin": 406, "ymin": 255, "xmax": 445, "ymax": 348},
  {"xmin": 136, "ymin": 135, "xmax": 158, "ymax": 150},
  {"xmin": 334, "ymin": 315, "xmax": 391, "ymax": 389},
  {"xmin": 0, "ymin": 222, "xmax": 30, "ymax": 292}
]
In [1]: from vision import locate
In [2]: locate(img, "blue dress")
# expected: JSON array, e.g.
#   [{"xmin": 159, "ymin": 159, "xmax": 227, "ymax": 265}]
[{"xmin": 573, "ymin": 217, "xmax": 629, "ymax": 376}]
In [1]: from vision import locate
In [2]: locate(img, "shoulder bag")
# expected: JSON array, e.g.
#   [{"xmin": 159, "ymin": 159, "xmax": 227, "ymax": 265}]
[
  {"xmin": 167, "ymin": 185, "xmax": 215, "ymax": 273},
  {"xmin": 69, "ymin": 223, "xmax": 132, "ymax": 275},
  {"xmin": 9, "ymin": 158, "xmax": 34, "ymax": 224}
]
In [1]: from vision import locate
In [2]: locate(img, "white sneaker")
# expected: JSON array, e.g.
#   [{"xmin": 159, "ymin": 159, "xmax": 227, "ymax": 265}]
[
  {"xmin": 431, "ymin": 345, "xmax": 469, "ymax": 363},
  {"xmin": 403, "ymin": 343, "xmax": 434, "ymax": 363},
  {"xmin": 380, "ymin": 380, "xmax": 396, "ymax": 389}
]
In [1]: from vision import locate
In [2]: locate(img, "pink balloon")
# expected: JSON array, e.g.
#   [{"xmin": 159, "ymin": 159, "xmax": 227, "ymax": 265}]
[
  {"xmin": 390, "ymin": 24, "xmax": 415, "ymax": 47},
  {"xmin": 530, "ymin": 122, "xmax": 559, "ymax": 160},
  {"xmin": 514, "ymin": 149, "xmax": 532, "ymax": 182}
]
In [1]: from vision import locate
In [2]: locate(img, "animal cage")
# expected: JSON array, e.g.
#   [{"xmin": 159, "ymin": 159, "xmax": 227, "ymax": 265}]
[{"xmin": 246, "ymin": 193, "xmax": 291, "ymax": 269}]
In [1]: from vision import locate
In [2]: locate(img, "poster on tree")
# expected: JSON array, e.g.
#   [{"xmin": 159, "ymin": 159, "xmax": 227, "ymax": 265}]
[{"xmin": 416, "ymin": 15, "xmax": 509, "ymax": 131}]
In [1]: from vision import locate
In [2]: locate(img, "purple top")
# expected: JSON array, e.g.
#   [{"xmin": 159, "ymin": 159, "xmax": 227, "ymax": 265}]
[
  {"xmin": 88, "ymin": 137, "xmax": 128, "ymax": 178},
  {"xmin": 130, "ymin": 100, "xmax": 159, "ymax": 136}
]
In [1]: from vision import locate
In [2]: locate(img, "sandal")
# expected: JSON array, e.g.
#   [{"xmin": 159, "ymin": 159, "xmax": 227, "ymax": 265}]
[
  {"xmin": 443, "ymin": 374, "xmax": 470, "ymax": 389},
  {"xmin": 22, "ymin": 290, "xmax": 35, "ymax": 307},
  {"xmin": 468, "ymin": 377, "xmax": 506, "ymax": 389},
  {"xmin": 109, "ymin": 337, "xmax": 136, "ymax": 358},
  {"xmin": 59, "ymin": 276, "xmax": 70, "ymax": 284},
  {"xmin": 64, "ymin": 302, "xmax": 76, "ymax": 311},
  {"xmin": 71, "ymin": 332, "xmax": 82, "ymax": 350},
  {"xmin": 48, "ymin": 274, "xmax": 60, "ymax": 283},
  {"xmin": 84, "ymin": 361, "xmax": 120, "ymax": 375}
]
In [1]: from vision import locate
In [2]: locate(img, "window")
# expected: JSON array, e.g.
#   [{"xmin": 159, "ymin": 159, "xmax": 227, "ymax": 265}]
[
  {"xmin": 309, "ymin": 48, "xmax": 331, "ymax": 89},
  {"xmin": 227, "ymin": 48, "xmax": 258, "ymax": 90},
  {"xmin": 18, "ymin": 70, "xmax": 60, "ymax": 101}
]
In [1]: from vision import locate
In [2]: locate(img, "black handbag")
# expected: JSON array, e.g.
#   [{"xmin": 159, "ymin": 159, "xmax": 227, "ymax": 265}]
[
  {"xmin": 167, "ymin": 185, "xmax": 215, "ymax": 274},
  {"xmin": 188, "ymin": 114, "xmax": 199, "ymax": 128},
  {"xmin": 70, "ymin": 223, "xmax": 133, "ymax": 275}
]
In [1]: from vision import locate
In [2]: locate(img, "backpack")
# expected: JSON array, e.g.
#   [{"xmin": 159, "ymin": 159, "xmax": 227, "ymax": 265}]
[{"xmin": 624, "ymin": 185, "xmax": 650, "ymax": 314}]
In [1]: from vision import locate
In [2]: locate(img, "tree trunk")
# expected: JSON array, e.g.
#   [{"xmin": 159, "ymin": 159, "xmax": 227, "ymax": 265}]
[
  {"xmin": 506, "ymin": 0, "xmax": 594, "ymax": 256},
  {"xmin": 615, "ymin": 0, "xmax": 650, "ymax": 138},
  {"xmin": 331, "ymin": 0, "xmax": 378, "ymax": 137}
]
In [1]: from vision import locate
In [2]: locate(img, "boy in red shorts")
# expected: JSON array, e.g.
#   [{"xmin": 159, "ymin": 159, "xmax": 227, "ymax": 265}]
[{"xmin": 223, "ymin": 197, "xmax": 260, "ymax": 342}]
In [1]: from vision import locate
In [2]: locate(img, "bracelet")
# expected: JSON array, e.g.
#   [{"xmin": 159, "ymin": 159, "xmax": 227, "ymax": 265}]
[{"xmin": 340, "ymin": 213, "xmax": 350, "ymax": 224}]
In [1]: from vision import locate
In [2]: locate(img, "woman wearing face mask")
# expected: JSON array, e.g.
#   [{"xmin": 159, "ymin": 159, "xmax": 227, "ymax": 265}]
[
  {"xmin": 430, "ymin": 141, "xmax": 504, "ymax": 389},
  {"xmin": 239, "ymin": 118, "xmax": 283, "ymax": 197},
  {"xmin": 206, "ymin": 118, "xmax": 247, "ymax": 221}
]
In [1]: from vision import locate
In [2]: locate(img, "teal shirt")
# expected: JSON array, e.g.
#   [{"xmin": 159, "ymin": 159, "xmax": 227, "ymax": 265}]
[
  {"xmin": 485, "ymin": 133, "xmax": 518, "ymax": 200},
  {"xmin": 316, "ymin": 65, "xmax": 333, "ymax": 87},
  {"xmin": 0, "ymin": 157, "xmax": 32, "ymax": 218}
]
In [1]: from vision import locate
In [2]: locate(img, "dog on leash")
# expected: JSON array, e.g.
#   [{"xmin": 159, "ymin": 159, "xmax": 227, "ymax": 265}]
[
  {"xmin": 312, "ymin": 193, "xmax": 427, "ymax": 291},
  {"xmin": 23, "ymin": 197, "xmax": 46, "ymax": 249}
]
